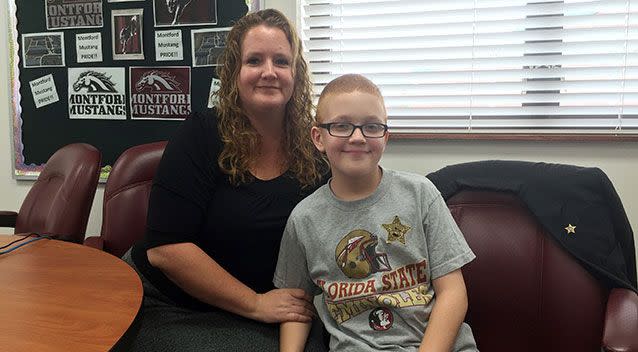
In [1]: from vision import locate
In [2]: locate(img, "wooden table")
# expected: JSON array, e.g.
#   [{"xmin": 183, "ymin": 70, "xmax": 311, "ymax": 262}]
[{"xmin": 0, "ymin": 235, "xmax": 143, "ymax": 351}]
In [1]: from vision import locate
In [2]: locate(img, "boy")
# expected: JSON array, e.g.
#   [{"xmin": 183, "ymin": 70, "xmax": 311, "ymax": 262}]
[{"xmin": 274, "ymin": 74, "xmax": 478, "ymax": 351}]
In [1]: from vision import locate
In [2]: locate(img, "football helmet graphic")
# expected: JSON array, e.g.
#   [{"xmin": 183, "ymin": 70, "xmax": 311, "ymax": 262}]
[{"xmin": 335, "ymin": 229, "xmax": 391, "ymax": 279}]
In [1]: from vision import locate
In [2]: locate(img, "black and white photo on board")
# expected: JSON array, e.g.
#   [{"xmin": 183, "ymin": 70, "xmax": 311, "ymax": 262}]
[
  {"xmin": 112, "ymin": 9, "xmax": 144, "ymax": 60},
  {"xmin": 191, "ymin": 27, "xmax": 230, "ymax": 67},
  {"xmin": 153, "ymin": 0, "xmax": 217, "ymax": 27},
  {"xmin": 21, "ymin": 32, "xmax": 65, "ymax": 68}
]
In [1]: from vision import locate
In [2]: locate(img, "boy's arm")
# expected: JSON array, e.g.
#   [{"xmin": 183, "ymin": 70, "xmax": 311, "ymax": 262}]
[
  {"xmin": 419, "ymin": 269, "xmax": 468, "ymax": 352},
  {"xmin": 280, "ymin": 321, "xmax": 312, "ymax": 352}
]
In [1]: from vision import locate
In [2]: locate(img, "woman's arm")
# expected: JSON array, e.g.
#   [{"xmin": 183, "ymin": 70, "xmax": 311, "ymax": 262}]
[
  {"xmin": 147, "ymin": 242, "xmax": 314, "ymax": 323},
  {"xmin": 280, "ymin": 321, "xmax": 312, "ymax": 352},
  {"xmin": 418, "ymin": 269, "xmax": 468, "ymax": 352}
]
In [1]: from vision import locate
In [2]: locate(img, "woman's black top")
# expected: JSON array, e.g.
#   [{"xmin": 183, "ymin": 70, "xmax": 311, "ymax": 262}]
[{"xmin": 131, "ymin": 110, "xmax": 322, "ymax": 310}]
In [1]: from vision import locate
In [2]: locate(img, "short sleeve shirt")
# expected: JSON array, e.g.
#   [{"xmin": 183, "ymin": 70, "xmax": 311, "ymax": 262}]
[{"xmin": 274, "ymin": 168, "xmax": 477, "ymax": 351}]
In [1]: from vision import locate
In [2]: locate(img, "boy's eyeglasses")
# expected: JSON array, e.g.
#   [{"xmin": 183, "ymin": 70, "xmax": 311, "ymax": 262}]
[{"xmin": 318, "ymin": 123, "xmax": 388, "ymax": 138}]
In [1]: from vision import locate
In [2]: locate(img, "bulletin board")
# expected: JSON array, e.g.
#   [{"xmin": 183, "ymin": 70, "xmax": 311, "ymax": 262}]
[{"xmin": 8, "ymin": 0, "xmax": 257, "ymax": 179}]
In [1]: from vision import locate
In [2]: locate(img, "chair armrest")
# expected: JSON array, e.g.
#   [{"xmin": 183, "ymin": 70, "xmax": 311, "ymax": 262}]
[
  {"xmin": 84, "ymin": 236, "xmax": 104, "ymax": 250},
  {"xmin": 602, "ymin": 288, "xmax": 638, "ymax": 352},
  {"xmin": 0, "ymin": 211, "xmax": 18, "ymax": 228}
]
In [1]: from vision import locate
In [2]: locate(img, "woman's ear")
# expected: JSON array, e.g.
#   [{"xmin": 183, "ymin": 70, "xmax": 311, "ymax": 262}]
[{"xmin": 311, "ymin": 126, "xmax": 325, "ymax": 153}]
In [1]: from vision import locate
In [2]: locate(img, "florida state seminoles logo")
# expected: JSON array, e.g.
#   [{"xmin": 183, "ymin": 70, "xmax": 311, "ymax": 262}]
[
  {"xmin": 135, "ymin": 70, "xmax": 182, "ymax": 92},
  {"xmin": 335, "ymin": 229, "xmax": 391, "ymax": 279},
  {"xmin": 369, "ymin": 307, "xmax": 393, "ymax": 331},
  {"xmin": 73, "ymin": 71, "xmax": 117, "ymax": 93}
]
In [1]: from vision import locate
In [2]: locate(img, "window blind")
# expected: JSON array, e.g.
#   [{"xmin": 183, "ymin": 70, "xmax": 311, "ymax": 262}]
[{"xmin": 300, "ymin": 0, "xmax": 638, "ymax": 135}]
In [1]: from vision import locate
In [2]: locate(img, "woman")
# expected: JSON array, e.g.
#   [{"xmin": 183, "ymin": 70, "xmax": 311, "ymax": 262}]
[{"xmin": 122, "ymin": 9, "xmax": 327, "ymax": 351}]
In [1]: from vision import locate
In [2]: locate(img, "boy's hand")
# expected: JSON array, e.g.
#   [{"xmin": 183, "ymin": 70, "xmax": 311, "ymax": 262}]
[{"xmin": 252, "ymin": 288, "xmax": 315, "ymax": 323}]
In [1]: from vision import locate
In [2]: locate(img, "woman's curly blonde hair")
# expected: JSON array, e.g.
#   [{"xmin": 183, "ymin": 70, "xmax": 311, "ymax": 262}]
[{"xmin": 215, "ymin": 9, "xmax": 324, "ymax": 188}]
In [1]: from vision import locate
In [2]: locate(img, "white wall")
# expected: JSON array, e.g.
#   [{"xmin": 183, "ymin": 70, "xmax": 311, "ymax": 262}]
[
  {"xmin": 2, "ymin": 0, "xmax": 637, "ymax": 281},
  {"xmin": 0, "ymin": 0, "xmax": 17, "ymax": 217},
  {"xmin": 0, "ymin": 0, "xmax": 31, "ymax": 231}
]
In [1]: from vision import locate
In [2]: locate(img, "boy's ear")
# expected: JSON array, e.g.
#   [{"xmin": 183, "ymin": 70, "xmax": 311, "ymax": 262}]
[{"xmin": 311, "ymin": 126, "xmax": 325, "ymax": 152}]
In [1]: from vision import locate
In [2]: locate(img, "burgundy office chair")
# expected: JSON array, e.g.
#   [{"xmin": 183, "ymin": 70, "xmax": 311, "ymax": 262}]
[
  {"xmin": 447, "ymin": 190, "xmax": 637, "ymax": 352},
  {"xmin": 0, "ymin": 143, "xmax": 101, "ymax": 243},
  {"xmin": 84, "ymin": 141, "xmax": 167, "ymax": 257}
]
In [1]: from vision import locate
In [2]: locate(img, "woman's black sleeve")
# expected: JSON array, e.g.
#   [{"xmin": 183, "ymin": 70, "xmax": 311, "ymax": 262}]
[{"xmin": 144, "ymin": 111, "xmax": 221, "ymax": 248}]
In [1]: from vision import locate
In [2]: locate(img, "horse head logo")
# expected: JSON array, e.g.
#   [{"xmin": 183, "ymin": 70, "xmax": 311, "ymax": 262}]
[
  {"xmin": 135, "ymin": 70, "xmax": 182, "ymax": 92},
  {"xmin": 73, "ymin": 71, "xmax": 117, "ymax": 93}
]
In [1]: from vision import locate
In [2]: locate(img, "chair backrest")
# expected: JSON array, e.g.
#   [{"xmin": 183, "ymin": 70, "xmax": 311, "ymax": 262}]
[
  {"xmin": 447, "ymin": 190, "xmax": 608, "ymax": 352},
  {"xmin": 15, "ymin": 143, "xmax": 101, "ymax": 243},
  {"xmin": 100, "ymin": 141, "xmax": 167, "ymax": 257}
]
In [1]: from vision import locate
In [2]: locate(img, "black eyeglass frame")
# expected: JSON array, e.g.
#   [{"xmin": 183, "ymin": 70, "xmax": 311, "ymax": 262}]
[{"xmin": 317, "ymin": 122, "xmax": 388, "ymax": 138}]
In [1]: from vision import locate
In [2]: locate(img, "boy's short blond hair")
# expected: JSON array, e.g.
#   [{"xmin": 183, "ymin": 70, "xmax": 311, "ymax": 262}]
[{"xmin": 316, "ymin": 74, "xmax": 386, "ymax": 122}]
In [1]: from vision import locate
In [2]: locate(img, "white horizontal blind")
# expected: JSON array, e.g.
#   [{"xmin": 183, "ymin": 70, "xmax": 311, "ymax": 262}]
[{"xmin": 300, "ymin": 0, "xmax": 638, "ymax": 135}]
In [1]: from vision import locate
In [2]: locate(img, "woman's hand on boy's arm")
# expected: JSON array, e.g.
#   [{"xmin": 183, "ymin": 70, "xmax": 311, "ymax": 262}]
[
  {"xmin": 148, "ymin": 242, "xmax": 314, "ymax": 323},
  {"xmin": 280, "ymin": 321, "xmax": 312, "ymax": 352},
  {"xmin": 418, "ymin": 269, "xmax": 468, "ymax": 352},
  {"xmin": 253, "ymin": 289, "xmax": 315, "ymax": 323}
]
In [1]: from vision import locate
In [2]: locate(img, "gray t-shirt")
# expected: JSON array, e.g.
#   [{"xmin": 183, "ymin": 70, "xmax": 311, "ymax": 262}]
[{"xmin": 274, "ymin": 168, "xmax": 478, "ymax": 351}]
